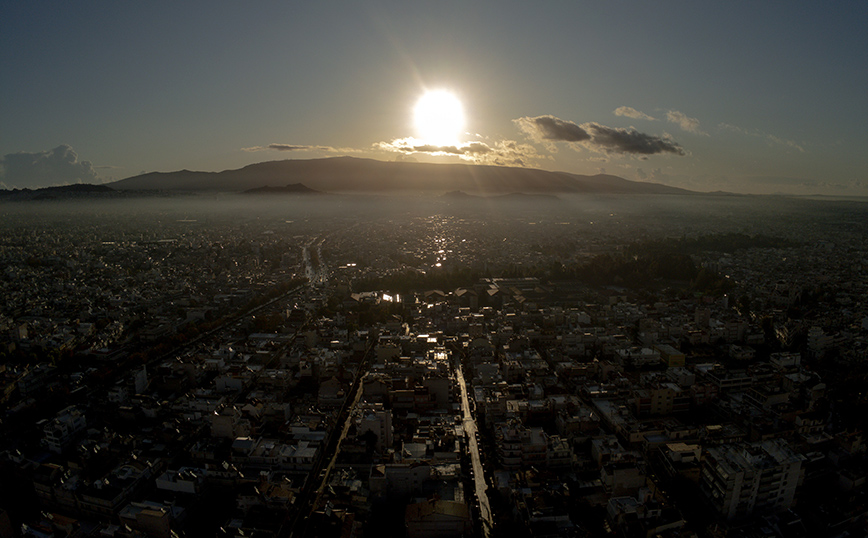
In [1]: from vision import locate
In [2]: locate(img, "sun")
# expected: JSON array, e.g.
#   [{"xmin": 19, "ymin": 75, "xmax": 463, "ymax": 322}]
[{"xmin": 414, "ymin": 90, "xmax": 465, "ymax": 146}]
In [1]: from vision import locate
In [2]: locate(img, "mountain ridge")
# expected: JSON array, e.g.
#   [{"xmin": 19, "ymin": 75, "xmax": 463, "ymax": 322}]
[
  {"xmin": 241, "ymin": 183, "xmax": 323, "ymax": 195},
  {"xmin": 107, "ymin": 156, "xmax": 692, "ymax": 195}
]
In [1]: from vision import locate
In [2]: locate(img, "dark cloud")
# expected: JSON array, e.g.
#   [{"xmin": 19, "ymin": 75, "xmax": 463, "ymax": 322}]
[
  {"xmin": 581, "ymin": 123, "xmax": 686, "ymax": 156},
  {"xmin": 242, "ymin": 143, "xmax": 346, "ymax": 152},
  {"xmin": 514, "ymin": 115, "xmax": 685, "ymax": 157},
  {"xmin": 267, "ymin": 144, "xmax": 312, "ymax": 151},
  {"xmin": 514, "ymin": 115, "xmax": 591, "ymax": 142},
  {"xmin": 0, "ymin": 145, "xmax": 99, "ymax": 188},
  {"xmin": 375, "ymin": 137, "xmax": 540, "ymax": 166}
]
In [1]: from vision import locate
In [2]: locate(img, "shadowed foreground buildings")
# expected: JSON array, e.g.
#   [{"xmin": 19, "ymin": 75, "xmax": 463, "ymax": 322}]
[
  {"xmin": 405, "ymin": 499, "xmax": 471, "ymax": 538},
  {"xmin": 1, "ymin": 197, "xmax": 868, "ymax": 537}
]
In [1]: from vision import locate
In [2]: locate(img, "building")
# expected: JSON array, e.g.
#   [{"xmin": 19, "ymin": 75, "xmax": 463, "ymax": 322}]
[
  {"xmin": 700, "ymin": 439, "xmax": 803, "ymax": 520},
  {"xmin": 607, "ymin": 488, "xmax": 685, "ymax": 538},
  {"xmin": 655, "ymin": 344, "xmax": 685, "ymax": 368},
  {"xmin": 703, "ymin": 365, "xmax": 753, "ymax": 393},
  {"xmin": 405, "ymin": 499, "xmax": 471, "ymax": 538},
  {"xmin": 369, "ymin": 462, "xmax": 431, "ymax": 497},
  {"xmin": 357, "ymin": 407, "xmax": 394, "ymax": 451},
  {"xmin": 155, "ymin": 468, "xmax": 203, "ymax": 494},
  {"xmin": 495, "ymin": 423, "xmax": 568, "ymax": 470},
  {"xmin": 118, "ymin": 501, "xmax": 178, "ymax": 538},
  {"xmin": 633, "ymin": 383, "xmax": 690, "ymax": 417},
  {"xmin": 660, "ymin": 442, "xmax": 702, "ymax": 482},
  {"xmin": 41, "ymin": 406, "xmax": 87, "ymax": 454},
  {"xmin": 318, "ymin": 376, "xmax": 347, "ymax": 408}
]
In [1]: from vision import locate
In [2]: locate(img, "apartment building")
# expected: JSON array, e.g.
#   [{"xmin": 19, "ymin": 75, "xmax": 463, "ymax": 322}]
[{"xmin": 700, "ymin": 439, "xmax": 803, "ymax": 520}]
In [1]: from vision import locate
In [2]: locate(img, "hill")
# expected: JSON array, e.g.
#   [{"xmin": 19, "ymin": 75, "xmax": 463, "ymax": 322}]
[
  {"xmin": 0, "ymin": 183, "xmax": 116, "ymax": 201},
  {"xmin": 107, "ymin": 157, "xmax": 691, "ymax": 195},
  {"xmin": 241, "ymin": 183, "xmax": 322, "ymax": 195},
  {"xmin": 439, "ymin": 190, "xmax": 563, "ymax": 204}
]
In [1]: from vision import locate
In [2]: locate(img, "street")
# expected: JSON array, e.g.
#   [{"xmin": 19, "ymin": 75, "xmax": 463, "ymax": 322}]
[{"xmin": 456, "ymin": 362, "xmax": 493, "ymax": 538}]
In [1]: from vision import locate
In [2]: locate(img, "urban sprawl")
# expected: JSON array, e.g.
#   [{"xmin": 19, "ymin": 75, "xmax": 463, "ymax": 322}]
[{"xmin": 1, "ymin": 196, "xmax": 866, "ymax": 538}]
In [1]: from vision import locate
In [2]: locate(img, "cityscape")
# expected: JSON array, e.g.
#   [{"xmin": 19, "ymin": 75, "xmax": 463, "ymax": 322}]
[
  {"xmin": 1, "ymin": 190, "xmax": 866, "ymax": 537},
  {"xmin": 2, "ymin": 3, "xmax": 867, "ymax": 537}
]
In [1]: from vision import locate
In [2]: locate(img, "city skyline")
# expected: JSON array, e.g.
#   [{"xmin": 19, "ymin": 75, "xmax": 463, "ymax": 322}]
[{"xmin": 2, "ymin": 1, "xmax": 867, "ymax": 195}]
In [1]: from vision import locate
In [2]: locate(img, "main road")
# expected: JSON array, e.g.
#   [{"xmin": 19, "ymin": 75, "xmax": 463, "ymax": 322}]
[
  {"xmin": 282, "ymin": 337, "xmax": 375, "ymax": 538},
  {"xmin": 456, "ymin": 362, "xmax": 493, "ymax": 538}
]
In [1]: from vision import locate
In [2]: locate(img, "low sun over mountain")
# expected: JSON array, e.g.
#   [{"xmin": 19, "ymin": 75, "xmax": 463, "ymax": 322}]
[{"xmin": 107, "ymin": 156, "xmax": 691, "ymax": 195}]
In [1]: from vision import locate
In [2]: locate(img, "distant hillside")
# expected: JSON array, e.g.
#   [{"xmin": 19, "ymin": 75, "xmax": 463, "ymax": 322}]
[
  {"xmin": 107, "ymin": 157, "xmax": 692, "ymax": 195},
  {"xmin": 0, "ymin": 183, "xmax": 116, "ymax": 201},
  {"xmin": 440, "ymin": 190, "xmax": 562, "ymax": 203},
  {"xmin": 440, "ymin": 190, "xmax": 479, "ymax": 200},
  {"xmin": 490, "ymin": 192, "xmax": 561, "ymax": 202},
  {"xmin": 241, "ymin": 183, "xmax": 322, "ymax": 195}
]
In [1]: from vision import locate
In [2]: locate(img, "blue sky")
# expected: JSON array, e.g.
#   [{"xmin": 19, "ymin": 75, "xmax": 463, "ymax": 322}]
[{"xmin": 2, "ymin": 1, "xmax": 866, "ymax": 194}]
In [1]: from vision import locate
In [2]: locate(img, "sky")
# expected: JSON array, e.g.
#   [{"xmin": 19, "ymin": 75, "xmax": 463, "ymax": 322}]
[{"xmin": 2, "ymin": 1, "xmax": 867, "ymax": 195}]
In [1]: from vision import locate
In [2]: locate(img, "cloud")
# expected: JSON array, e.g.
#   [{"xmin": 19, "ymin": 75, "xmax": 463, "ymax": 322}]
[
  {"xmin": 479, "ymin": 140, "xmax": 544, "ymax": 167},
  {"xmin": 581, "ymin": 122, "xmax": 686, "ymax": 156},
  {"xmin": 718, "ymin": 123, "xmax": 804, "ymax": 152},
  {"xmin": 718, "ymin": 122, "xmax": 753, "ymax": 135},
  {"xmin": 0, "ymin": 145, "xmax": 99, "ymax": 189},
  {"xmin": 374, "ymin": 137, "xmax": 542, "ymax": 166},
  {"xmin": 614, "ymin": 106, "xmax": 656, "ymax": 121},
  {"xmin": 766, "ymin": 135, "xmax": 805, "ymax": 153},
  {"xmin": 242, "ymin": 143, "xmax": 357, "ymax": 153},
  {"xmin": 376, "ymin": 138, "xmax": 465, "ymax": 156},
  {"xmin": 666, "ymin": 110, "xmax": 706, "ymax": 134},
  {"xmin": 514, "ymin": 115, "xmax": 685, "ymax": 157},
  {"xmin": 636, "ymin": 167, "xmax": 668, "ymax": 182},
  {"xmin": 513, "ymin": 115, "xmax": 591, "ymax": 143},
  {"xmin": 266, "ymin": 144, "xmax": 315, "ymax": 151},
  {"xmin": 614, "ymin": 107, "xmax": 704, "ymax": 134}
]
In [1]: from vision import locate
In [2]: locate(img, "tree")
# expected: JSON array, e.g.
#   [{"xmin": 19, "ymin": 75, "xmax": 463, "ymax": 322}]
[
  {"xmin": 359, "ymin": 430, "xmax": 379, "ymax": 453},
  {"xmin": 737, "ymin": 294, "xmax": 752, "ymax": 314}
]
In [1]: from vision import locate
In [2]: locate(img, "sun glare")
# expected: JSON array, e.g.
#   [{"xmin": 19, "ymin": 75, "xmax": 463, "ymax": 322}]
[{"xmin": 414, "ymin": 90, "xmax": 465, "ymax": 146}]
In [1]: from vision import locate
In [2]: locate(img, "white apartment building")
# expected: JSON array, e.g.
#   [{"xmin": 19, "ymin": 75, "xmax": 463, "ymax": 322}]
[
  {"xmin": 700, "ymin": 439, "xmax": 803, "ymax": 520},
  {"xmin": 42, "ymin": 406, "xmax": 87, "ymax": 453}
]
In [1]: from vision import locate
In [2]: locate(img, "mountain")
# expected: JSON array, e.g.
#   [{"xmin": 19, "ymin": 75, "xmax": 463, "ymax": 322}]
[
  {"xmin": 490, "ymin": 192, "xmax": 562, "ymax": 202},
  {"xmin": 241, "ymin": 183, "xmax": 322, "ymax": 195},
  {"xmin": 440, "ymin": 190, "xmax": 562, "ymax": 203},
  {"xmin": 107, "ymin": 156, "xmax": 692, "ymax": 195},
  {"xmin": 440, "ymin": 190, "xmax": 479, "ymax": 200}
]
